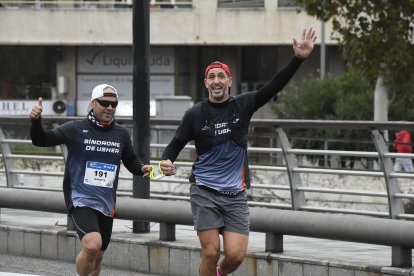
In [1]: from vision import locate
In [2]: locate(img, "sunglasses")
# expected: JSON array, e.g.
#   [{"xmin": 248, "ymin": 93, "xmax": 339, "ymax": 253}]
[{"xmin": 95, "ymin": 99, "xmax": 118, "ymax": 108}]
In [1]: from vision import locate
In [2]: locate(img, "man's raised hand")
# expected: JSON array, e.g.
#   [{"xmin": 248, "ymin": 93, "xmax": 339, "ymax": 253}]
[{"xmin": 293, "ymin": 27, "xmax": 317, "ymax": 59}]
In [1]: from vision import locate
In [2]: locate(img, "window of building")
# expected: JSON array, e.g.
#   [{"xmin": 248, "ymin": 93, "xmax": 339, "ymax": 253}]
[
  {"xmin": 239, "ymin": 46, "xmax": 279, "ymax": 95},
  {"xmin": 277, "ymin": 0, "xmax": 297, "ymax": 8},
  {"xmin": 150, "ymin": 0, "xmax": 192, "ymax": 9},
  {"xmin": 176, "ymin": 47, "xmax": 191, "ymax": 96},
  {"xmin": 0, "ymin": 46, "xmax": 57, "ymax": 100},
  {"xmin": 241, "ymin": 46, "xmax": 278, "ymax": 81},
  {"xmin": 218, "ymin": 0, "xmax": 264, "ymax": 8}
]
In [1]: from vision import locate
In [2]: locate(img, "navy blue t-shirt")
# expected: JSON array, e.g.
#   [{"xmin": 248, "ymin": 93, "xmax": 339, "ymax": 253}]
[{"xmin": 31, "ymin": 117, "xmax": 143, "ymax": 217}]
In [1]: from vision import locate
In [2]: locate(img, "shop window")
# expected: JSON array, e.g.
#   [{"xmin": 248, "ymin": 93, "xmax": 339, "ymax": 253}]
[
  {"xmin": 0, "ymin": 46, "xmax": 57, "ymax": 100},
  {"xmin": 242, "ymin": 47, "xmax": 278, "ymax": 82}
]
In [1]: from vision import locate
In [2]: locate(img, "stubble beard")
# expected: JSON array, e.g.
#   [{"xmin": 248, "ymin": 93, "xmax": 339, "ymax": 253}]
[{"xmin": 209, "ymin": 88, "xmax": 228, "ymax": 102}]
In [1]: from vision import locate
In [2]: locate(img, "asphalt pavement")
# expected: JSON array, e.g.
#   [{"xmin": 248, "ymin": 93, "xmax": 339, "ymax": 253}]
[
  {"xmin": 0, "ymin": 252, "xmax": 155, "ymax": 276},
  {"xmin": 1, "ymin": 208, "xmax": 414, "ymax": 275}
]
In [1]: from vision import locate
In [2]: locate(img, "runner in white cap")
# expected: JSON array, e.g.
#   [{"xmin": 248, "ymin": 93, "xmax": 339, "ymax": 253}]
[{"xmin": 29, "ymin": 84, "xmax": 151, "ymax": 276}]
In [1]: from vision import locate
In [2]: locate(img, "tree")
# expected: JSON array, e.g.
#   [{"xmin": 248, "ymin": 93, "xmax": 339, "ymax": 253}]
[
  {"xmin": 273, "ymin": 72, "xmax": 375, "ymax": 167},
  {"xmin": 273, "ymin": 72, "xmax": 373, "ymax": 161},
  {"xmin": 294, "ymin": 0, "xmax": 414, "ymax": 123},
  {"xmin": 274, "ymin": 72, "xmax": 373, "ymax": 120}
]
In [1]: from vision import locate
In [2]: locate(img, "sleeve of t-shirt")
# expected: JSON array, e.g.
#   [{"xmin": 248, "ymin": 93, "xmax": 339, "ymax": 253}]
[
  {"xmin": 121, "ymin": 130, "xmax": 144, "ymax": 176},
  {"xmin": 254, "ymin": 56, "xmax": 304, "ymax": 109},
  {"xmin": 30, "ymin": 118, "xmax": 61, "ymax": 147},
  {"xmin": 234, "ymin": 92, "xmax": 257, "ymax": 117},
  {"xmin": 52, "ymin": 121, "xmax": 77, "ymax": 146},
  {"xmin": 161, "ymin": 109, "xmax": 194, "ymax": 162},
  {"xmin": 122, "ymin": 145, "xmax": 144, "ymax": 175}
]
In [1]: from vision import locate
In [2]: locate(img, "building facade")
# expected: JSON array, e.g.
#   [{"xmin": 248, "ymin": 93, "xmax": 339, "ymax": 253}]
[{"xmin": 0, "ymin": 0, "xmax": 344, "ymax": 118}]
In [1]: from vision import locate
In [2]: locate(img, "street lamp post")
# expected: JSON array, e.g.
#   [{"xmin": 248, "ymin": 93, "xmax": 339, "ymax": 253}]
[{"xmin": 132, "ymin": 0, "xmax": 151, "ymax": 233}]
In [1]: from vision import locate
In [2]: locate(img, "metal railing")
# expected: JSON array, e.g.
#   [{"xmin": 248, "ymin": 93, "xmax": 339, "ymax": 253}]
[{"xmin": 1, "ymin": 117, "xmax": 414, "ymax": 267}]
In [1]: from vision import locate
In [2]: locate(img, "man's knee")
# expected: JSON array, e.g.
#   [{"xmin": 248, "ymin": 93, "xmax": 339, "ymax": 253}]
[
  {"xmin": 82, "ymin": 233, "xmax": 102, "ymax": 257},
  {"xmin": 82, "ymin": 243, "xmax": 101, "ymax": 258},
  {"xmin": 224, "ymin": 248, "xmax": 246, "ymax": 266},
  {"xmin": 202, "ymin": 246, "xmax": 221, "ymax": 263}
]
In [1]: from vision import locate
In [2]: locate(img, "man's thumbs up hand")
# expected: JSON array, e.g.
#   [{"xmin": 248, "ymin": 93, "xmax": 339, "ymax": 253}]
[{"xmin": 30, "ymin": 97, "xmax": 43, "ymax": 120}]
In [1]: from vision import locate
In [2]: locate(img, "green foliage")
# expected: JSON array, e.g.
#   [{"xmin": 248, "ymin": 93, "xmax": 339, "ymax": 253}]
[
  {"xmin": 274, "ymin": 72, "xmax": 373, "ymax": 120},
  {"xmin": 389, "ymin": 81, "xmax": 414, "ymax": 121},
  {"xmin": 294, "ymin": 0, "xmax": 414, "ymax": 103},
  {"xmin": 273, "ymin": 72, "xmax": 374, "ymax": 151}
]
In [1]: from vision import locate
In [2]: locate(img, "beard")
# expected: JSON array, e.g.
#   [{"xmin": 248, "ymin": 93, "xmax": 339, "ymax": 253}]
[{"xmin": 209, "ymin": 87, "xmax": 228, "ymax": 102}]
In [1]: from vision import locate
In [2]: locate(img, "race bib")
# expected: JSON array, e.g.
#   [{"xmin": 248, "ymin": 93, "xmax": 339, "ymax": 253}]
[{"xmin": 84, "ymin": 161, "xmax": 117, "ymax": 188}]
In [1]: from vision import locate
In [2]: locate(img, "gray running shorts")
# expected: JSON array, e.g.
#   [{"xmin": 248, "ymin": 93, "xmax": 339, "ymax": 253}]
[{"xmin": 189, "ymin": 184, "xmax": 250, "ymax": 235}]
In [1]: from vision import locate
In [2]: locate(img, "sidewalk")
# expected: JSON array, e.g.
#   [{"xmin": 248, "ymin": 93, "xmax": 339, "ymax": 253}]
[
  {"xmin": 1, "ymin": 208, "xmax": 413, "ymax": 276},
  {"xmin": 0, "ymin": 252, "xmax": 154, "ymax": 276}
]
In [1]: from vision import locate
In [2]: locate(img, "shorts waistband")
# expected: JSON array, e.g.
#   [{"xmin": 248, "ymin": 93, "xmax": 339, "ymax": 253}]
[{"xmin": 196, "ymin": 184, "xmax": 243, "ymax": 198}]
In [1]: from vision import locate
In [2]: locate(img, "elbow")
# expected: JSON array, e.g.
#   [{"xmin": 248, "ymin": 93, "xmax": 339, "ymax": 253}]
[
  {"xmin": 31, "ymin": 140, "xmax": 42, "ymax": 147},
  {"xmin": 31, "ymin": 137, "xmax": 45, "ymax": 147},
  {"xmin": 30, "ymin": 136, "xmax": 39, "ymax": 146}
]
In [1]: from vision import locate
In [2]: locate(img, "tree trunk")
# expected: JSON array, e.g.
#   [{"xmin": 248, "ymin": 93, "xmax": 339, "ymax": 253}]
[
  {"xmin": 374, "ymin": 74, "xmax": 389, "ymax": 124},
  {"xmin": 374, "ymin": 74, "xmax": 389, "ymax": 171}
]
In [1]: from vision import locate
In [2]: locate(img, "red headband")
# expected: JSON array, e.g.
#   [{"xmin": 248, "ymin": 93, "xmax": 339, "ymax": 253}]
[{"xmin": 204, "ymin": 62, "xmax": 231, "ymax": 78}]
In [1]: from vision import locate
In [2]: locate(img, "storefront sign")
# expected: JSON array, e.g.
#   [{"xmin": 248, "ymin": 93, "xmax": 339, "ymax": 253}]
[
  {"xmin": 77, "ymin": 47, "xmax": 174, "ymax": 74},
  {"xmin": 77, "ymin": 46, "xmax": 175, "ymax": 116},
  {"xmin": 0, "ymin": 100, "xmax": 67, "ymax": 116}
]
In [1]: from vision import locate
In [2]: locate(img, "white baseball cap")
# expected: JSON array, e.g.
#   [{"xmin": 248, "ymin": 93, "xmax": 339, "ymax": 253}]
[
  {"xmin": 87, "ymin": 84, "xmax": 118, "ymax": 112},
  {"xmin": 91, "ymin": 84, "xmax": 118, "ymax": 101}
]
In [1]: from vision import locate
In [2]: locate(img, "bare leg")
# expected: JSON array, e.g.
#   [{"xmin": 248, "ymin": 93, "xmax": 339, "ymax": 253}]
[
  {"xmin": 89, "ymin": 250, "xmax": 104, "ymax": 276},
  {"xmin": 198, "ymin": 229, "xmax": 221, "ymax": 276},
  {"xmin": 217, "ymin": 231, "xmax": 248, "ymax": 275},
  {"xmin": 76, "ymin": 232, "xmax": 102, "ymax": 276}
]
